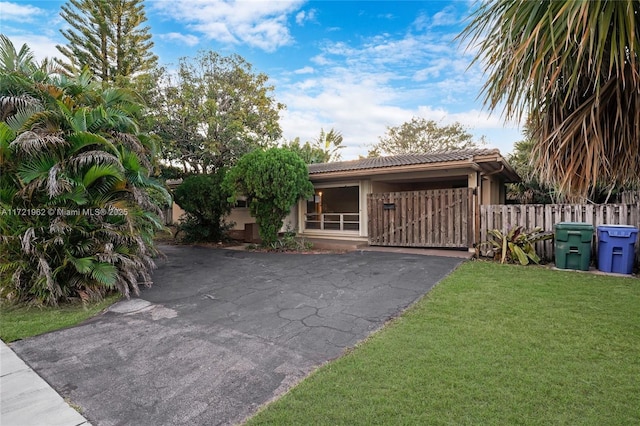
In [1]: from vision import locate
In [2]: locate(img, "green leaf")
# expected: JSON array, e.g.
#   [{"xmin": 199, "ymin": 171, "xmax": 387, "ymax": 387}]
[
  {"xmin": 90, "ymin": 262, "xmax": 117, "ymax": 287},
  {"xmin": 67, "ymin": 131, "xmax": 118, "ymax": 155},
  {"xmin": 509, "ymin": 243, "xmax": 530, "ymax": 266},
  {"xmin": 17, "ymin": 155, "xmax": 56, "ymax": 184},
  {"xmin": 70, "ymin": 256, "xmax": 95, "ymax": 274},
  {"xmin": 82, "ymin": 164, "xmax": 123, "ymax": 188}
]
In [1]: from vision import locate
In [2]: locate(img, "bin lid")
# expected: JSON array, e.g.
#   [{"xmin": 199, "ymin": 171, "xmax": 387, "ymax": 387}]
[
  {"xmin": 554, "ymin": 222, "xmax": 594, "ymax": 230},
  {"xmin": 597, "ymin": 225, "xmax": 638, "ymax": 237}
]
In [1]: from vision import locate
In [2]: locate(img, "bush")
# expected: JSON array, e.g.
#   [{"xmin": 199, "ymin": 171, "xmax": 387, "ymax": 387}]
[
  {"xmin": 483, "ymin": 226, "xmax": 553, "ymax": 265},
  {"xmin": 223, "ymin": 148, "xmax": 314, "ymax": 246},
  {"xmin": 173, "ymin": 171, "xmax": 232, "ymax": 243},
  {"xmin": 1, "ymin": 67, "xmax": 166, "ymax": 306},
  {"xmin": 268, "ymin": 230, "xmax": 313, "ymax": 252}
]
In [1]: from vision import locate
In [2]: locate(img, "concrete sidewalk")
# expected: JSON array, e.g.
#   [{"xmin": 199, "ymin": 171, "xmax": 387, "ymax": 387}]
[{"xmin": 0, "ymin": 340, "xmax": 91, "ymax": 426}]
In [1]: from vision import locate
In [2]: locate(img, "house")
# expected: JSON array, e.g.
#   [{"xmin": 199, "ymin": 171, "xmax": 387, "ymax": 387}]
[{"xmin": 228, "ymin": 148, "xmax": 519, "ymax": 250}]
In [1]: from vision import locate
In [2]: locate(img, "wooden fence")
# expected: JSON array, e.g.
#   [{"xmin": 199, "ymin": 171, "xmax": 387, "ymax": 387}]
[
  {"xmin": 368, "ymin": 188, "xmax": 474, "ymax": 248},
  {"xmin": 621, "ymin": 190, "xmax": 640, "ymax": 204},
  {"xmin": 480, "ymin": 204, "xmax": 640, "ymax": 266}
]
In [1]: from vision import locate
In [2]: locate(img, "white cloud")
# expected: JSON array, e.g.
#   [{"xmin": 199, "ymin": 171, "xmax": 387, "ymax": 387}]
[
  {"xmin": 413, "ymin": 5, "xmax": 460, "ymax": 31},
  {"xmin": 294, "ymin": 66, "xmax": 314, "ymax": 74},
  {"xmin": 413, "ymin": 57, "xmax": 468, "ymax": 80},
  {"xmin": 278, "ymin": 69, "xmax": 425, "ymax": 158},
  {"xmin": 276, "ymin": 23, "xmax": 521, "ymax": 159},
  {"xmin": 431, "ymin": 6, "xmax": 459, "ymax": 27},
  {"xmin": 295, "ymin": 8, "xmax": 316, "ymax": 26},
  {"xmin": 0, "ymin": 1, "xmax": 45, "ymax": 22},
  {"xmin": 159, "ymin": 32, "xmax": 200, "ymax": 47},
  {"xmin": 150, "ymin": 0, "xmax": 305, "ymax": 52},
  {"xmin": 310, "ymin": 54, "xmax": 331, "ymax": 66}
]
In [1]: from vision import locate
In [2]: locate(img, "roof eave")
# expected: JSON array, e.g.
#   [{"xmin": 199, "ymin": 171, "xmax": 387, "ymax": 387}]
[{"xmin": 309, "ymin": 159, "xmax": 481, "ymax": 181}]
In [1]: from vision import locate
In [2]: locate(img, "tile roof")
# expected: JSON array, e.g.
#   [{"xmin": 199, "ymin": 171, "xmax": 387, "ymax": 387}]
[{"xmin": 307, "ymin": 149, "xmax": 501, "ymax": 174}]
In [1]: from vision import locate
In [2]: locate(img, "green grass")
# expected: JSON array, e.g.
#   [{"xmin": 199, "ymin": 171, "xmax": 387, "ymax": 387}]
[
  {"xmin": 0, "ymin": 295, "xmax": 120, "ymax": 342},
  {"xmin": 247, "ymin": 261, "xmax": 640, "ymax": 426}
]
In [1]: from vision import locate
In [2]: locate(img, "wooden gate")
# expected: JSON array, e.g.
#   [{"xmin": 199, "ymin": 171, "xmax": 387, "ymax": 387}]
[{"xmin": 367, "ymin": 188, "xmax": 474, "ymax": 248}]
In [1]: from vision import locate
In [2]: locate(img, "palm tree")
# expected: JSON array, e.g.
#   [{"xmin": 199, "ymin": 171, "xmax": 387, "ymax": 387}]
[
  {"xmin": 1, "ymin": 39, "xmax": 167, "ymax": 305},
  {"xmin": 315, "ymin": 128, "xmax": 344, "ymax": 162},
  {"xmin": 460, "ymin": 0, "xmax": 640, "ymax": 200}
]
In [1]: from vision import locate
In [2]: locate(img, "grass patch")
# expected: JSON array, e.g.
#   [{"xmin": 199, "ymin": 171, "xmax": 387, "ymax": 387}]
[
  {"xmin": 0, "ymin": 294, "xmax": 120, "ymax": 343},
  {"xmin": 247, "ymin": 261, "xmax": 640, "ymax": 425}
]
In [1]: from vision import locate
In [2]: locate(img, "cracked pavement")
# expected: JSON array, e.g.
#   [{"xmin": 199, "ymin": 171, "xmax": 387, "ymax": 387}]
[{"xmin": 10, "ymin": 245, "xmax": 462, "ymax": 425}]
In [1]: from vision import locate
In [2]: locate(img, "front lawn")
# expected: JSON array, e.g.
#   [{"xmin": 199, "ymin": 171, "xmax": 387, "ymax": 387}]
[
  {"xmin": 0, "ymin": 295, "xmax": 120, "ymax": 343},
  {"xmin": 247, "ymin": 262, "xmax": 640, "ymax": 425}
]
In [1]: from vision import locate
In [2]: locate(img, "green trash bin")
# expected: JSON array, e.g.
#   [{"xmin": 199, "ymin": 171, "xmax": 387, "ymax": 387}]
[{"xmin": 554, "ymin": 222, "xmax": 594, "ymax": 271}]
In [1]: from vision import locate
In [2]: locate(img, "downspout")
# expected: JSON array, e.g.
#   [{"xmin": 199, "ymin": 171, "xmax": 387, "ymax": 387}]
[{"xmin": 475, "ymin": 171, "xmax": 482, "ymax": 253}]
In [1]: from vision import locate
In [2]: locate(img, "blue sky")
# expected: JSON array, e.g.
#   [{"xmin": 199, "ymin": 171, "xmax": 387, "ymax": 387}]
[{"xmin": 1, "ymin": 0, "xmax": 523, "ymax": 159}]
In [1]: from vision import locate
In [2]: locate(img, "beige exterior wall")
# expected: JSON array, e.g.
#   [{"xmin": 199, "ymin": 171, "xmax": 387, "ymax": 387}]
[
  {"xmin": 371, "ymin": 179, "xmax": 467, "ymax": 193},
  {"xmin": 172, "ymin": 203, "xmax": 186, "ymax": 224},
  {"xmin": 225, "ymin": 206, "xmax": 298, "ymax": 232},
  {"xmin": 225, "ymin": 207, "xmax": 253, "ymax": 230},
  {"xmin": 171, "ymin": 203, "xmax": 297, "ymax": 235},
  {"xmin": 481, "ymin": 175, "xmax": 506, "ymax": 205},
  {"xmin": 299, "ymin": 167, "xmax": 509, "ymax": 242}
]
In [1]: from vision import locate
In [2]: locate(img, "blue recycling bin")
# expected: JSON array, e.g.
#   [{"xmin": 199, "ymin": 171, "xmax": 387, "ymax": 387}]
[{"xmin": 597, "ymin": 225, "xmax": 638, "ymax": 274}]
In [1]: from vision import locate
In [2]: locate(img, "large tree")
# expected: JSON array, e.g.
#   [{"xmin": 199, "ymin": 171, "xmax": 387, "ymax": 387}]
[
  {"xmin": 1, "ymin": 39, "xmax": 167, "ymax": 306},
  {"xmin": 368, "ymin": 117, "xmax": 480, "ymax": 157},
  {"xmin": 146, "ymin": 51, "xmax": 284, "ymax": 173},
  {"xmin": 57, "ymin": 0, "xmax": 157, "ymax": 82},
  {"xmin": 460, "ymin": 0, "xmax": 640, "ymax": 200}
]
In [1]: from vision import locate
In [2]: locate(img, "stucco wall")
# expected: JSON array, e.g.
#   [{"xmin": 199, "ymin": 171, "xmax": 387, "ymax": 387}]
[
  {"xmin": 171, "ymin": 203, "xmax": 297, "ymax": 234},
  {"xmin": 225, "ymin": 206, "xmax": 298, "ymax": 233},
  {"xmin": 481, "ymin": 175, "xmax": 505, "ymax": 205}
]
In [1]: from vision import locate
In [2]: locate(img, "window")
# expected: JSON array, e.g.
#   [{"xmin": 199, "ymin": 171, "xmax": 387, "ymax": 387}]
[{"xmin": 305, "ymin": 186, "xmax": 359, "ymax": 231}]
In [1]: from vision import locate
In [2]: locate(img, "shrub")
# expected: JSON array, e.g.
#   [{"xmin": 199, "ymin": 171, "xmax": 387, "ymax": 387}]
[
  {"xmin": 172, "ymin": 171, "xmax": 232, "ymax": 243},
  {"xmin": 0, "ymin": 67, "xmax": 167, "ymax": 305},
  {"xmin": 268, "ymin": 230, "xmax": 313, "ymax": 252},
  {"xmin": 223, "ymin": 148, "xmax": 314, "ymax": 246},
  {"xmin": 483, "ymin": 226, "xmax": 553, "ymax": 265}
]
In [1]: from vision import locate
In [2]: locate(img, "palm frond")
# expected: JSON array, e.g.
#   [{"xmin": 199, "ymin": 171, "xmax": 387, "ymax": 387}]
[
  {"xmin": 0, "ymin": 94, "xmax": 41, "ymax": 122},
  {"xmin": 0, "ymin": 34, "xmax": 37, "ymax": 74},
  {"xmin": 0, "ymin": 122, "xmax": 16, "ymax": 163},
  {"xmin": 20, "ymin": 227, "xmax": 36, "ymax": 255},
  {"xmin": 17, "ymin": 155, "xmax": 56, "ymax": 185},
  {"xmin": 82, "ymin": 163, "xmax": 124, "ymax": 190},
  {"xmin": 68, "ymin": 150, "xmax": 123, "ymax": 171},
  {"xmin": 10, "ymin": 131, "xmax": 66, "ymax": 155},
  {"xmin": 90, "ymin": 261, "xmax": 117, "ymax": 287},
  {"xmin": 46, "ymin": 163, "xmax": 72, "ymax": 198},
  {"xmin": 460, "ymin": 0, "xmax": 640, "ymax": 199},
  {"xmin": 67, "ymin": 131, "xmax": 118, "ymax": 155}
]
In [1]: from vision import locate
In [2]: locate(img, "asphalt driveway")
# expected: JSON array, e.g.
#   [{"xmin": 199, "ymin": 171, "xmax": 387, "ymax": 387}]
[{"xmin": 11, "ymin": 245, "xmax": 463, "ymax": 425}]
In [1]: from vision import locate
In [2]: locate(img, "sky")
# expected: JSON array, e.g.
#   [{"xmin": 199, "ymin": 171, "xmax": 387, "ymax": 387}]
[{"xmin": 0, "ymin": 0, "xmax": 524, "ymax": 160}]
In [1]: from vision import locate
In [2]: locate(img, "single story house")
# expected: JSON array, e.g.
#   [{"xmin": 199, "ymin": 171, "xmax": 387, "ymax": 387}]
[{"xmin": 227, "ymin": 148, "xmax": 520, "ymax": 250}]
